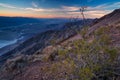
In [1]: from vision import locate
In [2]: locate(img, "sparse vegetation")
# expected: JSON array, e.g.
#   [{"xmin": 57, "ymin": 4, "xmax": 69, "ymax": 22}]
[
  {"xmin": 0, "ymin": 25, "xmax": 120, "ymax": 80},
  {"xmin": 37, "ymin": 26, "xmax": 120, "ymax": 80}
]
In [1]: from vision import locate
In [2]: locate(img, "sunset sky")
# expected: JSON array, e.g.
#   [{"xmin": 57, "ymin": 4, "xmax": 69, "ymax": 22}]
[{"xmin": 0, "ymin": 0, "xmax": 120, "ymax": 18}]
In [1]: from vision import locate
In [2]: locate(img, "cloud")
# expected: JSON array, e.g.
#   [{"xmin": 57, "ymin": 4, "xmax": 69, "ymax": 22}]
[
  {"xmin": 65, "ymin": 2, "xmax": 120, "ymax": 18},
  {"xmin": 87, "ymin": 2, "xmax": 120, "ymax": 11},
  {"xmin": 102, "ymin": 2, "xmax": 120, "ymax": 10},
  {"xmin": 62, "ymin": 6, "xmax": 80, "ymax": 11},
  {"xmin": 25, "ymin": 8, "xmax": 45, "ymax": 12},
  {"xmin": 0, "ymin": 2, "xmax": 120, "ymax": 18},
  {"xmin": 32, "ymin": 2, "xmax": 38, "ymax": 7},
  {"xmin": 0, "ymin": 3, "xmax": 16, "ymax": 8}
]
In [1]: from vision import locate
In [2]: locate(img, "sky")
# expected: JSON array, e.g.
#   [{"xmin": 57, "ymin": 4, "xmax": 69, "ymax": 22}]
[{"xmin": 0, "ymin": 0, "xmax": 120, "ymax": 18}]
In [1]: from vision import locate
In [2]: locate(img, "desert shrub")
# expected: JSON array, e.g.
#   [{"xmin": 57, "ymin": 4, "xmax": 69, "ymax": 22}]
[
  {"xmin": 80, "ymin": 26, "xmax": 89, "ymax": 38},
  {"xmin": 1, "ymin": 26, "xmax": 119, "ymax": 80},
  {"xmin": 2, "ymin": 55, "xmax": 28, "ymax": 71},
  {"xmin": 48, "ymin": 26, "xmax": 119, "ymax": 80}
]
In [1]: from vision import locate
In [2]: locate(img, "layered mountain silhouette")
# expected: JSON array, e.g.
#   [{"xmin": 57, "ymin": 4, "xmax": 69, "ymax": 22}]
[{"xmin": 0, "ymin": 9, "xmax": 120, "ymax": 80}]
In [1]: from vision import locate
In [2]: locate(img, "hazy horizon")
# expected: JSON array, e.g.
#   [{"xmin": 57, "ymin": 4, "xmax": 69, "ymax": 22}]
[{"xmin": 0, "ymin": 0, "xmax": 120, "ymax": 18}]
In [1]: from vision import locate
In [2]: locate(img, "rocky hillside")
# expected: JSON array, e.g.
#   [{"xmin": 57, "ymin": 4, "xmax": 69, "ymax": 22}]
[
  {"xmin": 87, "ymin": 9, "xmax": 120, "ymax": 36},
  {"xmin": 0, "ymin": 19, "xmax": 93, "ymax": 65},
  {"xmin": 0, "ymin": 9, "xmax": 120, "ymax": 80}
]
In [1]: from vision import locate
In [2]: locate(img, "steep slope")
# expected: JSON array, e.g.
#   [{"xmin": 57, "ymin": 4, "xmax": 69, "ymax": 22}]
[
  {"xmin": 0, "ymin": 9, "xmax": 120, "ymax": 80},
  {"xmin": 87, "ymin": 9, "xmax": 120, "ymax": 36},
  {"xmin": 87, "ymin": 9, "xmax": 120, "ymax": 47}
]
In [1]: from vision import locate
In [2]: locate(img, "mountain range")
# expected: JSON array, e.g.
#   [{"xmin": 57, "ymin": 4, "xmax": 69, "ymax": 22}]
[{"xmin": 0, "ymin": 9, "xmax": 120, "ymax": 80}]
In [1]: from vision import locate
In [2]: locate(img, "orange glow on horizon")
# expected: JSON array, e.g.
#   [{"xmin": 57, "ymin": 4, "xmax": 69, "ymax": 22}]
[{"xmin": 0, "ymin": 11, "xmax": 70, "ymax": 18}]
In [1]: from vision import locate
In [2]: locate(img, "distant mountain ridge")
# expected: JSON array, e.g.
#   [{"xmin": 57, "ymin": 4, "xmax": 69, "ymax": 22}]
[
  {"xmin": 0, "ymin": 16, "xmax": 43, "ymax": 28},
  {"xmin": 0, "ymin": 16, "xmax": 69, "ymax": 28}
]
